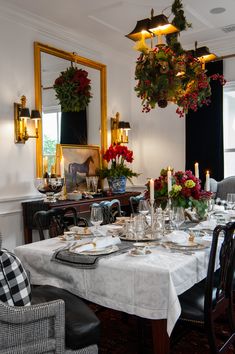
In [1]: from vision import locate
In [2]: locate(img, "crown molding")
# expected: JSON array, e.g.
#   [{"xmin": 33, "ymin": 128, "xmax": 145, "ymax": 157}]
[{"xmin": 0, "ymin": 1, "xmax": 131, "ymax": 61}]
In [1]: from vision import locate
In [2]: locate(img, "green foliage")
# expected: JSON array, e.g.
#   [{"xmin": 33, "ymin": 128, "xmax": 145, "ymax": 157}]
[
  {"xmin": 97, "ymin": 163, "xmax": 139, "ymax": 183},
  {"xmin": 166, "ymin": 0, "xmax": 192, "ymax": 55},
  {"xmin": 43, "ymin": 135, "xmax": 57, "ymax": 155},
  {"xmin": 53, "ymin": 66, "xmax": 92, "ymax": 112}
]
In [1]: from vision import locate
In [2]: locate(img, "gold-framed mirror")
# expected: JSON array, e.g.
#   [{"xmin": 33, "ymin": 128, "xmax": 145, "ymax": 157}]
[{"xmin": 34, "ymin": 42, "xmax": 107, "ymax": 177}]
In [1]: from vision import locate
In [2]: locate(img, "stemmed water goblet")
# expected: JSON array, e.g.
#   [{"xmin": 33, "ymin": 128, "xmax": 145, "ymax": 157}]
[
  {"xmin": 138, "ymin": 199, "xmax": 150, "ymax": 216},
  {"xmin": 171, "ymin": 207, "xmax": 185, "ymax": 230},
  {"xmin": 90, "ymin": 205, "xmax": 103, "ymax": 235},
  {"xmin": 226, "ymin": 193, "xmax": 235, "ymax": 210}
]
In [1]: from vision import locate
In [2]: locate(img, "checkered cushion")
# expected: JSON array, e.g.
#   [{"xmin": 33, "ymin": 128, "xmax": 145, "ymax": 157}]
[{"xmin": 0, "ymin": 249, "xmax": 31, "ymax": 306}]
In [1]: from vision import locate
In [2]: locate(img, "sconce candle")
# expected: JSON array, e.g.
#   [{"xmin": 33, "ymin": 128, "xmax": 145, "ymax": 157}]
[
  {"xmin": 194, "ymin": 162, "xmax": 199, "ymax": 179},
  {"xmin": 205, "ymin": 170, "xmax": 210, "ymax": 191},
  {"xmin": 14, "ymin": 95, "xmax": 41, "ymax": 143}
]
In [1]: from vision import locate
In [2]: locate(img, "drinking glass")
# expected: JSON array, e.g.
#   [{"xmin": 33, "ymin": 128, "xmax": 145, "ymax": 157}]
[
  {"xmin": 91, "ymin": 176, "xmax": 99, "ymax": 193},
  {"xmin": 171, "ymin": 207, "xmax": 185, "ymax": 230},
  {"xmin": 86, "ymin": 176, "xmax": 92, "ymax": 192},
  {"xmin": 226, "ymin": 193, "xmax": 235, "ymax": 210},
  {"xmin": 133, "ymin": 214, "xmax": 146, "ymax": 241},
  {"xmin": 138, "ymin": 199, "xmax": 150, "ymax": 216},
  {"xmin": 90, "ymin": 205, "xmax": 103, "ymax": 235}
]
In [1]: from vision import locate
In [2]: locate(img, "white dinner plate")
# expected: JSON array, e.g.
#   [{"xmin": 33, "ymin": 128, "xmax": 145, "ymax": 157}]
[
  {"xmin": 165, "ymin": 241, "xmax": 210, "ymax": 251},
  {"xmin": 72, "ymin": 245, "xmax": 119, "ymax": 256}
]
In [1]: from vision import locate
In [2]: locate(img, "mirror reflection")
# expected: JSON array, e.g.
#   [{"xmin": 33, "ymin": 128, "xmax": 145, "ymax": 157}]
[{"xmin": 34, "ymin": 42, "xmax": 107, "ymax": 177}]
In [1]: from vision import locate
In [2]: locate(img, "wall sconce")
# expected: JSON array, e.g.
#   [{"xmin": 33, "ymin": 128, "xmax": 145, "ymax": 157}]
[
  {"xmin": 14, "ymin": 95, "xmax": 41, "ymax": 143},
  {"xmin": 111, "ymin": 112, "xmax": 131, "ymax": 144}
]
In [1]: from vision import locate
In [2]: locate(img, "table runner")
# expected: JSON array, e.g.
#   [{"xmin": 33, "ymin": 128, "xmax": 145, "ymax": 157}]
[{"xmin": 51, "ymin": 242, "xmax": 133, "ymax": 269}]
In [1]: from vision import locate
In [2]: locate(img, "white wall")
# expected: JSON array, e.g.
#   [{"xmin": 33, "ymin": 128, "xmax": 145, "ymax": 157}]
[
  {"xmin": 0, "ymin": 4, "xmax": 133, "ymax": 249},
  {"xmin": 3, "ymin": 2, "xmax": 223, "ymax": 250}
]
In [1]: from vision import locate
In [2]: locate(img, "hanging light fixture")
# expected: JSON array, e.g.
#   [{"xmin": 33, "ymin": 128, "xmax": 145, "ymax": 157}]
[
  {"xmin": 126, "ymin": 9, "xmax": 179, "ymax": 46},
  {"xmin": 126, "ymin": 0, "xmax": 224, "ymax": 117}
]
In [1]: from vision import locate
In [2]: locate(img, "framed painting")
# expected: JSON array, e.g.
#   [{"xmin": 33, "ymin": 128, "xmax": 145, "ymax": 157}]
[{"xmin": 56, "ymin": 144, "xmax": 101, "ymax": 193}]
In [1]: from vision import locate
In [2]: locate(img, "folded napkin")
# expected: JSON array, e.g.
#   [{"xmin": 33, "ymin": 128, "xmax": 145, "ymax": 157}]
[
  {"xmin": 192, "ymin": 219, "xmax": 217, "ymax": 231},
  {"xmin": 213, "ymin": 204, "xmax": 225, "ymax": 212},
  {"xmin": 70, "ymin": 226, "xmax": 92, "ymax": 235},
  {"xmin": 70, "ymin": 236, "xmax": 121, "ymax": 254},
  {"xmin": 165, "ymin": 230, "xmax": 189, "ymax": 244}
]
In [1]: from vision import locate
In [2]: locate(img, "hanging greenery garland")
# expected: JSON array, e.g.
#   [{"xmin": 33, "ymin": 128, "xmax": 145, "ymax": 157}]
[{"xmin": 134, "ymin": 0, "xmax": 225, "ymax": 117}]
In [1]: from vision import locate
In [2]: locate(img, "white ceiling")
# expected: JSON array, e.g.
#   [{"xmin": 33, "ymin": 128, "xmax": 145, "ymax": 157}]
[{"xmin": 4, "ymin": 0, "xmax": 235, "ymax": 57}]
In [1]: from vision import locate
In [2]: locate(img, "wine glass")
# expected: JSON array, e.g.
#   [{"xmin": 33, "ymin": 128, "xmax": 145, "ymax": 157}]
[
  {"xmin": 226, "ymin": 193, "xmax": 235, "ymax": 210},
  {"xmin": 90, "ymin": 205, "xmax": 103, "ymax": 235},
  {"xmin": 171, "ymin": 207, "xmax": 185, "ymax": 230},
  {"xmin": 138, "ymin": 199, "xmax": 150, "ymax": 216}
]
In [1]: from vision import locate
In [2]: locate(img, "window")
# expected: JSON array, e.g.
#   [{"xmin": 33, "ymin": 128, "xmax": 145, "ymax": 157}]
[
  {"xmin": 42, "ymin": 110, "xmax": 61, "ymax": 173},
  {"xmin": 223, "ymin": 82, "xmax": 235, "ymax": 177}
]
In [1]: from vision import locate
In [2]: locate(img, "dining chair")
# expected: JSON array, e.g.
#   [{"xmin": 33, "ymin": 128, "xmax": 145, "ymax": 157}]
[
  {"xmin": 208, "ymin": 176, "xmax": 235, "ymax": 200},
  {"xmin": 177, "ymin": 221, "xmax": 235, "ymax": 353},
  {"xmin": 91, "ymin": 199, "xmax": 122, "ymax": 224},
  {"xmin": 34, "ymin": 207, "xmax": 88, "ymax": 240},
  {"xmin": 129, "ymin": 195, "xmax": 144, "ymax": 214},
  {"xmin": 0, "ymin": 246, "xmax": 100, "ymax": 353}
]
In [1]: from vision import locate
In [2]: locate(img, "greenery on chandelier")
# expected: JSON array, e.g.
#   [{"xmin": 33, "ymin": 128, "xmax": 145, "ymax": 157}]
[
  {"xmin": 134, "ymin": 0, "xmax": 225, "ymax": 117},
  {"xmin": 54, "ymin": 66, "xmax": 92, "ymax": 112}
]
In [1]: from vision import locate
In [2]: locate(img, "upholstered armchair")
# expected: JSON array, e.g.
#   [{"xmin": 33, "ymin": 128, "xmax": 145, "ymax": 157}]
[
  {"xmin": 209, "ymin": 176, "xmax": 235, "ymax": 200},
  {"xmin": 0, "ymin": 285, "xmax": 100, "ymax": 354},
  {"xmin": 0, "ymin": 234, "xmax": 100, "ymax": 354}
]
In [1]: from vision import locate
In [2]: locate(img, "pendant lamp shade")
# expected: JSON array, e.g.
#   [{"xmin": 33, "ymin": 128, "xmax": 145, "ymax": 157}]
[
  {"xmin": 125, "ymin": 18, "xmax": 151, "ymax": 41},
  {"xmin": 149, "ymin": 14, "xmax": 179, "ymax": 35}
]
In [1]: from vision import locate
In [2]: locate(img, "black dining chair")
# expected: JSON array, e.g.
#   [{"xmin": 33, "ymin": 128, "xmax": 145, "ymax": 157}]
[
  {"xmin": 176, "ymin": 221, "xmax": 235, "ymax": 353},
  {"xmin": 90, "ymin": 199, "xmax": 123, "ymax": 224},
  {"xmin": 34, "ymin": 207, "xmax": 88, "ymax": 240},
  {"xmin": 129, "ymin": 195, "xmax": 144, "ymax": 214}
]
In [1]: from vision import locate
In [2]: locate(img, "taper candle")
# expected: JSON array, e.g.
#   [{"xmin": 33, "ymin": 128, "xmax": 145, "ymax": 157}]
[
  {"xmin": 60, "ymin": 157, "xmax": 65, "ymax": 178},
  {"xmin": 194, "ymin": 162, "xmax": 199, "ymax": 178},
  {"xmin": 150, "ymin": 179, "xmax": 154, "ymax": 201},
  {"xmin": 167, "ymin": 166, "xmax": 172, "ymax": 194},
  {"xmin": 205, "ymin": 170, "xmax": 210, "ymax": 191}
]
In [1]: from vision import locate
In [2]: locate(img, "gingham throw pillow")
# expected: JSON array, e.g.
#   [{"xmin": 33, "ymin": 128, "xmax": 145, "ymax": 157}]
[{"xmin": 0, "ymin": 249, "xmax": 31, "ymax": 306}]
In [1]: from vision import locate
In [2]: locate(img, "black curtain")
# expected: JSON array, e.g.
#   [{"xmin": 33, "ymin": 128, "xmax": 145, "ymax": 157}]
[
  {"xmin": 60, "ymin": 110, "xmax": 87, "ymax": 145},
  {"xmin": 185, "ymin": 60, "xmax": 224, "ymax": 183}
]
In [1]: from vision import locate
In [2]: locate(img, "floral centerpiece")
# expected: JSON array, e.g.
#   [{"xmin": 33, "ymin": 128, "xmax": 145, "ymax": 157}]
[
  {"xmin": 146, "ymin": 168, "xmax": 212, "ymax": 218},
  {"xmin": 53, "ymin": 66, "xmax": 92, "ymax": 112},
  {"xmin": 98, "ymin": 144, "xmax": 139, "ymax": 193}
]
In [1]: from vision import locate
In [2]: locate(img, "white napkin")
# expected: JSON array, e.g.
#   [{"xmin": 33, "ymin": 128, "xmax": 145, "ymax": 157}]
[
  {"xmin": 69, "ymin": 226, "xmax": 92, "ymax": 235},
  {"xmin": 213, "ymin": 204, "xmax": 225, "ymax": 212},
  {"xmin": 70, "ymin": 236, "xmax": 121, "ymax": 253},
  {"xmin": 192, "ymin": 219, "xmax": 217, "ymax": 231},
  {"xmin": 165, "ymin": 230, "xmax": 189, "ymax": 244}
]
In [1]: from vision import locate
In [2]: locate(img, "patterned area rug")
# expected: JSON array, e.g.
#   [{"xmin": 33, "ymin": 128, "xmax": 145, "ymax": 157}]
[{"xmin": 91, "ymin": 305, "xmax": 235, "ymax": 354}]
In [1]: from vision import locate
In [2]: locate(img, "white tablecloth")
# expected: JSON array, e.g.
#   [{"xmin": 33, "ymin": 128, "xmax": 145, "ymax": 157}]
[{"xmin": 15, "ymin": 235, "xmax": 211, "ymax": 335}]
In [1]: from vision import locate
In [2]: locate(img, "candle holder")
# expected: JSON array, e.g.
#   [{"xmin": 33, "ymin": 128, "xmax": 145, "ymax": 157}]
[{"xmin": 150, "ymin": 199, "xmax": 155, "ymax": 238}]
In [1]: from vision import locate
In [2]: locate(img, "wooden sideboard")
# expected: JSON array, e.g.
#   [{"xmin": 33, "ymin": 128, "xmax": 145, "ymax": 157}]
[{"xmin": 22, "ymin": 191, "xmax": 140, "ymax": 244}]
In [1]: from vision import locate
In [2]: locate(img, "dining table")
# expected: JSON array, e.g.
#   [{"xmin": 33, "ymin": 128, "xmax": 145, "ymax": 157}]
[{"xmin": 14, "ymin": 223, "xmax": 216, "ymax": 354}]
